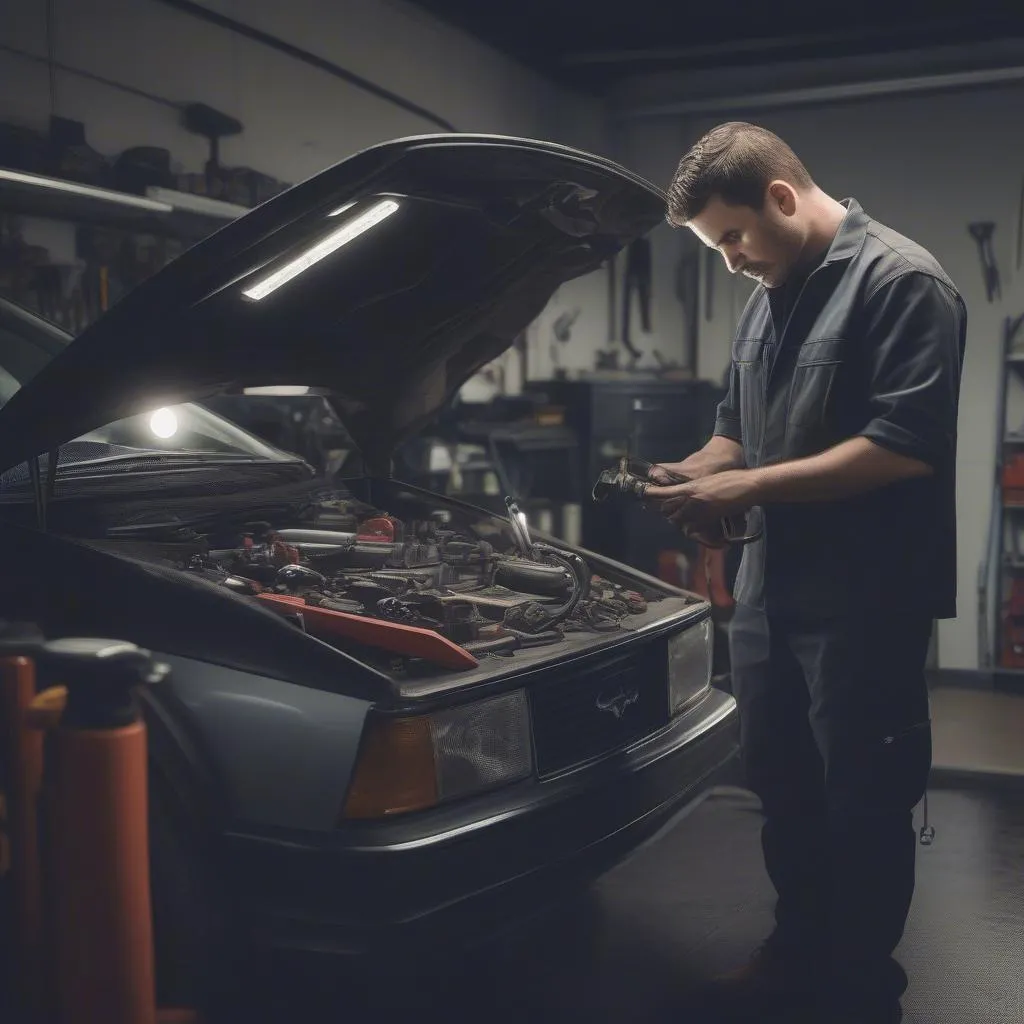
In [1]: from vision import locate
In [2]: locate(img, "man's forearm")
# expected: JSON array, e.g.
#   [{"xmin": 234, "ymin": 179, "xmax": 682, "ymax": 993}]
[
  {"xmin": 747, "ymin": 436, "xmax": 932, "ymax": 504},
  {"xmin": 683, "ymin": 436, "xmax": 745, "ymax": 476}
]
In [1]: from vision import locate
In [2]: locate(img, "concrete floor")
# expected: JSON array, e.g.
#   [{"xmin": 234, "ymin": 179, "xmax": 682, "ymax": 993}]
[
  {"xmin": 244, "ymin": 773, "xmax": 1024, "ymax": 1024},
  {"xmin": 931, "ymin": 685, "xmax": 1024, "ymax": 778}
]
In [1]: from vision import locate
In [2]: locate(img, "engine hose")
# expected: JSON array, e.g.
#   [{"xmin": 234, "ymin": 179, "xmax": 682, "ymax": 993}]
[
  {"xmin": 493, "ymin": 558, "xmax": 573, "ymax": 598},
  {"xmin": 530, "ymin": 544, "xmax": 589, "ymax": 627}
]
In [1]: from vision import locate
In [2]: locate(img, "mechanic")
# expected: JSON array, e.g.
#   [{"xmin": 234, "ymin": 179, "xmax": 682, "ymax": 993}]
[{"xmin": 644, "ymin": 122, "xmax": 966, "ymax": 1024}]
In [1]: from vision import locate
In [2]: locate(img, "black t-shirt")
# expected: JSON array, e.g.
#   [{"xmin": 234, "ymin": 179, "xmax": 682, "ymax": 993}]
[{"xmin": 765, "ymin": 251, "xmax": 826, "ymax": 372}]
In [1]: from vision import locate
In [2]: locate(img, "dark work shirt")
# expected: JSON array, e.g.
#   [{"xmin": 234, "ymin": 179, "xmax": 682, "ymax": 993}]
[
  {"xmin": 714, "ymin": 199, "xmax": 967, "ymax": 620},
  {"xmin": 764, "ymin": 252, "xmax": 821, "ymax": 379}
]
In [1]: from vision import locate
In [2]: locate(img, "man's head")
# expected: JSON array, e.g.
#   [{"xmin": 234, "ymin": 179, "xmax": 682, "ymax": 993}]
[{"xmin": 667, "ymin": 122, "xmax": 833, "ymax": 289}]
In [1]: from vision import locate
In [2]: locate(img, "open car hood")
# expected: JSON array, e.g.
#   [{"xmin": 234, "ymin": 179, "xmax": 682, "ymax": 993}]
[{"xmin": 0, "ymin": 134, "xmax": 665, "ymax": 475}]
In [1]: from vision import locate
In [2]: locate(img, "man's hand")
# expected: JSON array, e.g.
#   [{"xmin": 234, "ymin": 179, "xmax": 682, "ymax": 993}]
[
  {"xmin": 649, "ymin": 458, "xmax": 720, "ymax": 484},
  {"xmin": 648, "ymin": 437, "xmax": 932, "ymax": 533},
  {"xmin": 649, "ymin": 437, "xmax": 745, "ymax": 484},
  {"xmin": 648, "ymin": 461, "xmax": 690, "ymax": 484},
  {"xmin": 645, "ymin": 469, "xmax": 760, "ymax": 527}
]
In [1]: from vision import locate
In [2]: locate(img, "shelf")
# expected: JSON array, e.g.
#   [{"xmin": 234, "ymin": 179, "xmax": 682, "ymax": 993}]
[
  {"xmin": 1006, "ymin": 351, "xmax": 1024, "ymax": 384},
  {"xmin": 0, "ymin": 166, "xmax": 248, "ymax": 241},
  {"xmin": 144, "ymin": 186, "xmax": 250, "ymax": 221}
]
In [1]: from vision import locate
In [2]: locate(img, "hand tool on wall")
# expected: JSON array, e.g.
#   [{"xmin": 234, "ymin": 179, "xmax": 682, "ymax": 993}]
[
  {"xmin": 675, "ymin": 248, "xmax": 700, "ymax": 376},
  {"xmin": 1016, "ymin": 178, "xmax": 1024, "ymax": 272},
  {"xmin": 621, "ymin": 236, "xmax": 651, "ymax": 365},
  {"xmin": 607, "ymin": 253, "xmax": 617, "ymax": 344},
  {"xmin": 550, "ymin": 307, "xmax": 579, "ymax": 378},
  {"xmin": 553, "ymin": 307, "xmax": 580, "ymax": 344},
  {"xmin": 703, "ymin": 248, "xmax": 715, "ymax": 321},
  {"xmin": 968, "ymin": 221, "xmax": 1000, "ymax": 302}
]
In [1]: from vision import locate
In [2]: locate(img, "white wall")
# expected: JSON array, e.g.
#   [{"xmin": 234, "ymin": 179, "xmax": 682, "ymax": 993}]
[
  {"xmin": 0, "ymin": 0, "xmax": 610, "ymax": 181},
  {"xmin": 611, "ymin": 62, "xmax": 1024, "ymax": 671},
  {"xmin": 611, "ymin": 117, "xmax": 750, "ymax": 384},
  {"xmin": 0, "ymin": 0, "xmax": 613, "ymax": 372}
]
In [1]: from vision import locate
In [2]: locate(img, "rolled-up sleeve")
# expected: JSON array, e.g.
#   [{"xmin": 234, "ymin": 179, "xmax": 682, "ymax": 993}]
[
  {"xmin": 856, "ymin": 271, "xmax": 965, "ymax": 468},
  {"xmin": 714, "ymin": 362, "xmax": 743, "ymax": 442}
]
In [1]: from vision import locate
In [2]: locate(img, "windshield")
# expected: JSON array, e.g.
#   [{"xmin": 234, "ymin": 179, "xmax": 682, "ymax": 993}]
[
  {"xmin": 74, "ymin": 404, "xmax": 290, "ymax": 460},
  {"xmin": 0, "ymin": 299, "xmax": 291, "ymax": 464}
]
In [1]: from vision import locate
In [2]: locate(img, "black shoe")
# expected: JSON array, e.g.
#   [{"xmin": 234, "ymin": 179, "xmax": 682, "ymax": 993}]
[
  {"xmin": 815, "ymin": 959, "xmax": 906, "ymax": 1023},
  {"xmin": 685, "ymin": 938, "xmax": 821, "ymax": 1021}
]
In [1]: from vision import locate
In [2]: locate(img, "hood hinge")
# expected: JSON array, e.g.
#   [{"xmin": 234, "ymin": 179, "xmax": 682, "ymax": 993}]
[{"xmin": 28, "ymin": 449, "xmax": 58, "ymax": 532}]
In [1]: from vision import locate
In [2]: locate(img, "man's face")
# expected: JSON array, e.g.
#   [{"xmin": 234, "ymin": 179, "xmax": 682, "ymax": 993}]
[{"xmin": 687, "ymin": 189, "xmax": 806, "ymax": 289}]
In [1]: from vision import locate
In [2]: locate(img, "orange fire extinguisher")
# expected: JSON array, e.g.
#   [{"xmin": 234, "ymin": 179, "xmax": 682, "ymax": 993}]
[{"xmin": 2, "ymin": 622, "xmax": 198, "ymax": 1024}]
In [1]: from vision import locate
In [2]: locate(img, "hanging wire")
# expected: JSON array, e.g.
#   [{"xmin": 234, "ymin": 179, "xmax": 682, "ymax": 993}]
[{"xmin": 46, "ymin": 0, "xmax": 58, "ymax": 117}]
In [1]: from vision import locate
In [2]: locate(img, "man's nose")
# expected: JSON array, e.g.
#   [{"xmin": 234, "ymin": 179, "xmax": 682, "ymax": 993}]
[{"xmin": 723, "ymin": 249, "xmax": 744, "ymax": 274}]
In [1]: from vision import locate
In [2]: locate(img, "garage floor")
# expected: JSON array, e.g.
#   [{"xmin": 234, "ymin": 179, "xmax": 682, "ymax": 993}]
[
  {"xmin": 242, "ymin": 693, "xmax": 1024, "ymax": 1024},
  {"xmin": 930, "ymin": 685, "xmax": 1024, "ymax": 779}
]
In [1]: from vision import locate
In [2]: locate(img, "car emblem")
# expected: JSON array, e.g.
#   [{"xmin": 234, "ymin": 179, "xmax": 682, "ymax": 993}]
[{"xmin": 596, "ymin": 685, "xmax": 640, "ymax": 719}]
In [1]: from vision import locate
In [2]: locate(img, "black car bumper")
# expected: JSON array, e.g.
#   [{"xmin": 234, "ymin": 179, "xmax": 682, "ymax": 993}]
[{"xmin": 223, "ymin": 687, "xmax": 739, "ymax": 961}]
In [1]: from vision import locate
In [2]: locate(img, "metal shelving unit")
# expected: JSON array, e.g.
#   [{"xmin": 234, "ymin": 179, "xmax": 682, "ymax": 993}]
[
  {"xmin": 0, "ymin": 165, "xmax": 251, "ymax": 331},
  {"xmin": 981, "ymin": 311, "xmax": 1024, "ymax": 679},
  {"xmin": 0, "ymin": 166, "xmax": 248, "ymax": 242}
]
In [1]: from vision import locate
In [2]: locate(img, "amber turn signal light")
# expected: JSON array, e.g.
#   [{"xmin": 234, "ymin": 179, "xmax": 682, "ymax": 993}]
[{"xmin": 342, "ymin": 715, "xmax": 438, "ymax": 819}]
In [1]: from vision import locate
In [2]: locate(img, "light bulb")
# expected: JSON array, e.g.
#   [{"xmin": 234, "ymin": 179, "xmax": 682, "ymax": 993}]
[{"xmin": 149, "ymin": 408, "xmax": 178, "ymax": 439}]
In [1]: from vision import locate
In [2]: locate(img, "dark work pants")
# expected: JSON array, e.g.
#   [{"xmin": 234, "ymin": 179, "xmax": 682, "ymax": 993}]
[{"xmin": 729, "ymin": 603, "xmax": 933, "ymax": 1011}]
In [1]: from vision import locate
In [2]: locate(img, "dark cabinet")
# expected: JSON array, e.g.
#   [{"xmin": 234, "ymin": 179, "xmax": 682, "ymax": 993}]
[{"xmin": 523, "ymin": 377, "xmax": 724, "ymax": 577}]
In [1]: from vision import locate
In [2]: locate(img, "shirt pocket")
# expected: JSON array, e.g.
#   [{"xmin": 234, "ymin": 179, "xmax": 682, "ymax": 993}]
[
  {"xmin": 785, "ymin": 337, "xmax": 849, "ymax": 431},
  {"xmin": 733, "ymin": 338, "xmax": 766, "ymax": 461}
]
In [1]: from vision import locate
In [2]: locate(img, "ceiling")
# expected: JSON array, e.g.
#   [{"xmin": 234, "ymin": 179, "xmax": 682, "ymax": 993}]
[{"xmin": 402, "ymin": 4, "xmax": 1023, "ymax": 92}]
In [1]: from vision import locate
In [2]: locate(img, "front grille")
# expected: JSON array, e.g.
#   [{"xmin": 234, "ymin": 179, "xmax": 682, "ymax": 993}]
[{"xmin": 529, "ymin": 640, "xmax": 670, "ymax": 777}]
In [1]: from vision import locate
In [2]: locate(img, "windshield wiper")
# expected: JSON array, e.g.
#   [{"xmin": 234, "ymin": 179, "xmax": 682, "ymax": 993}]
[{"xmin": 51, "ymin": 450, "xmax": 273, "ymax": 475}]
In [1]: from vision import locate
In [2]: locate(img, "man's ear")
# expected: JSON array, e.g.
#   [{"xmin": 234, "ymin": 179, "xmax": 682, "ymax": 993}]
[{"xmin": 767, "ymin": 180, "xmax": 798, "ymax": 216}]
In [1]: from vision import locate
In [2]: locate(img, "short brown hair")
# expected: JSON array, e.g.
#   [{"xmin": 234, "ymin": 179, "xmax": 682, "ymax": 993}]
[{"xmin": 666, "ymin": 122, "xmax": 815, "ymax": 226}]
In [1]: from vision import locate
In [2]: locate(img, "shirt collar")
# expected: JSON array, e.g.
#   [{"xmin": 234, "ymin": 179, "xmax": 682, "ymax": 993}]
[{"xmin": 822, "ymin": 197, "xmax": 869, "ymax": 265}]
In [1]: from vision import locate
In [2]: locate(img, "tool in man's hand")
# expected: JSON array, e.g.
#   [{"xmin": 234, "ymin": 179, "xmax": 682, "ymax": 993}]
[
  {"xmin": 968, "ymin": 221, "xmax": 1001, "ymax": 302},
  {"xmin": 592, "ymin": 456, "xmax": 763, "ymax": 547}
]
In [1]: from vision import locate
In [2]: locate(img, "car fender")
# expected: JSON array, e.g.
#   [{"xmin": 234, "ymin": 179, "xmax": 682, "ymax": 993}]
[{"xmin": 153, "ymin": 653, "xmax": 372, "ymax": 832}]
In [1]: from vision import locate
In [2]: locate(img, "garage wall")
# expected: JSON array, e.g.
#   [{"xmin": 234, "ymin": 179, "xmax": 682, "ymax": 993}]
[
  {"xmin": 0, "ymin": 0, "xmax": 615, "ymax": 374},
  {"xmin": 610, "ymin": 46, "xmax": 1024, "ymax": 671},
  {"xmin": 0, "ymin": 0, "xmax": 610, "ymax": 183}
]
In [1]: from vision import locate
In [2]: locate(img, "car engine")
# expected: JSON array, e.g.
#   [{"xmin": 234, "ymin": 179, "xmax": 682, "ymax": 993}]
[{"xmin": 173, "ymin": 494, "xmax": 658, "ymax": 672}]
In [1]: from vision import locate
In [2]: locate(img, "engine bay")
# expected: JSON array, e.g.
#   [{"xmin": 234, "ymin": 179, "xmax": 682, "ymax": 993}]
[{"xmin": 118, "ymin": 485, "xmax": 683, "ymax": 675}]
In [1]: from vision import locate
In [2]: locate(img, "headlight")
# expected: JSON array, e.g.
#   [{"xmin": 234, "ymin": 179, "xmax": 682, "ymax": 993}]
[
  {"xmin": 342, "ymin": 689, "xmax": 533, "ymax": 820},
  {"xmin": 668, "ymin": 616, "xmax": 713, "ymax": 716}
]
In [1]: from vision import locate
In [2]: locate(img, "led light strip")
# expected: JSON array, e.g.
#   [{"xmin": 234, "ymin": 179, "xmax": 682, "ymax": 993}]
[{"xmin": 242, "ymin": 198, "xmax": 399, "ymax": 301}]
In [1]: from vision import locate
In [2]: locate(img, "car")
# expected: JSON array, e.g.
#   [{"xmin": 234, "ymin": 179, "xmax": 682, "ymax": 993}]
[{"xmin": 0, "ymin": 134, "xmax": 739, "ymax": 1008}]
